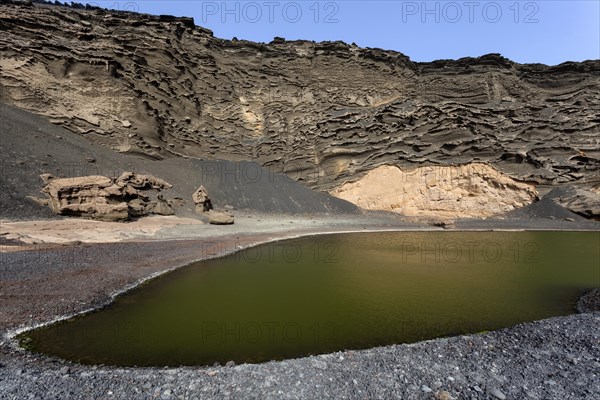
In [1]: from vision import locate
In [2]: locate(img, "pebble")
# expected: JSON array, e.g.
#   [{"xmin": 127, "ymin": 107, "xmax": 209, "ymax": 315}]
[
  {"xmin": 544, "ymin": 380, "xmax": 557, "ymax": 386},
  {"xmin": 473, "ymin": 385, "xmax": 483, "ymax": 393},
  {"xmin": 225, "ymin": 361, "xmax": 236, "ymax": 368},
  {"xmin": 421, "ymin": 385, "xmax": 432, "ymax": 393},
  {"xmin": 487, "ymin": 386, "xmax": 506, "ymax": 399},
  {"xmin": 434, "ymin": 391, "xmax": 452, "ymax": 400},
  {"xmin": 59, "ymin": 366, "xmax": 70, "ymax": 375}
]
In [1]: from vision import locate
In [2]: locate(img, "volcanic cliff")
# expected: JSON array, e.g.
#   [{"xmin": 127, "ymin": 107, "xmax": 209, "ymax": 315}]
[{"xmin": 1, "ymin": 1, "xmax": 599, "ymax": 218}]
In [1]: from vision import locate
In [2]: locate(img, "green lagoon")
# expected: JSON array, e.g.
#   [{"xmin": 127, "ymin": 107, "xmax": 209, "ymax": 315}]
[{"xmin": 20, "ymin": 231, "xmax": 600, "ymax": 366}]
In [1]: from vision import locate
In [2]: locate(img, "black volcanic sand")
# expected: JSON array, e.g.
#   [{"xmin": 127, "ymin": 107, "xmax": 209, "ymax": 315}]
[
  {"xmin": 505, "ymin": 197, "xmax": 586, "ymax": 221},
  {"xmin": 0, "ymin": 103, "xmax": 357, "ymax": 219}
]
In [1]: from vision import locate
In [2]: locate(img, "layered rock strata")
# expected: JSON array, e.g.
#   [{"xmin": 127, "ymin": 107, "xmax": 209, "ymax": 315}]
[{"xmin": 0, "ymin": 1, "xmax": 598, "ymax": 196}]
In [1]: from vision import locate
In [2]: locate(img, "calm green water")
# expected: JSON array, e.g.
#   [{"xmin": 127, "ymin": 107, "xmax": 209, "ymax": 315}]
[{"xmin": 20, "ymin": 232, "xmax": 599, "ymax": 367}]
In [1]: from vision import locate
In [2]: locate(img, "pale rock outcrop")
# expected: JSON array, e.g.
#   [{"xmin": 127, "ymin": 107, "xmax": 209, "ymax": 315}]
[
  {"xmin": 41, "ymin": 175, "xmax": 127, "ymax": 222},
  {"xmin": 207, "ymin": 210, "xmax": 234, "ymax": 225},
  {"xmin": 330, "ymin": 163, "xmax": 538, "ymax": 219},
  {"xmin": 193, "ymin": 185, "xmax": 213, "ymax": 213},
  {"xmin": 40, "ymin": 173, "xmax": 174, "ymax": 221}
]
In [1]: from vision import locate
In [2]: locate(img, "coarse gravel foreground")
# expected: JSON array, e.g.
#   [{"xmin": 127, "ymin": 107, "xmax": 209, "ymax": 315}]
[{"xmin": 1, "ymin": 312, "xmax": 599, "ymax": 400}]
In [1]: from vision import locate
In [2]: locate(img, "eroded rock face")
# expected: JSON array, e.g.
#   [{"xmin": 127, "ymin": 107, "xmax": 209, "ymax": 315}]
[
  {"xmin": 547, "ymin": 186, "xmax": 600, "ymax": 220},
  {"xmin": 41, "ymin": 175, "xmax": 129, "ymax": 221},
  {"xmin": 40, "ymin": 172, "xmax": 173, "ymax": 221},
  {"xmin": 115, "ymin": 172, "xmax": 172, "ymax": 190},
  {"xmin": 330, "ymin": 163, "xmax": 538, "ymax": 219},
  {"xmin": 0, "ymin": 2, "xmax": 598, "ymax": 194}
]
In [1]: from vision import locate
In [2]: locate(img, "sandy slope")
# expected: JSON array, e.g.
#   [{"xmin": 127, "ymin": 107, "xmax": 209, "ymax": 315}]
[{"xmin": 0, "ymin": 104, "xmax": 357, "ymax": 220}]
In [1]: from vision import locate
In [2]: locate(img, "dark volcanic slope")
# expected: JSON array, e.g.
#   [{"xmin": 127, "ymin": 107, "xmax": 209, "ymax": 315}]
[
  {"xmin": 504, "ymin": 196, "xmax": 586, "ymax": 221},
  {"xmin": 0, "ymin": 1, "xmax": 599, "ymax": 191},
  {"xmin": 0, "ymin": 104, "xmax": 357, "ymax": 219}
]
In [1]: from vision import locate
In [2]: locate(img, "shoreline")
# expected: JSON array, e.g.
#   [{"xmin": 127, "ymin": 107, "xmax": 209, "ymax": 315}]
[
  {"xmin": 0, "ymin": 215, "xmax": 599, "ymax": 399},
  {"xmin": 2, "ymin": 216, "xmax": 599, "ymax": 341}
]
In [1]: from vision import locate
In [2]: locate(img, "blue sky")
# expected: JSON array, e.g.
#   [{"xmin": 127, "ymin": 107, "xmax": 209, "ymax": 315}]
[{"xmin": 85, "ymin": 1, "xmax": 599, "ymax": 65}]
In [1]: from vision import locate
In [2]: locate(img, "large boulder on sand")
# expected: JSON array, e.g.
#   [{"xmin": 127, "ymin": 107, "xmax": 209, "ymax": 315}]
[
  {"xmin": 41, "ymin": 175, "xmax": 129, "ymax": 222},
  {"xmin": 207, "ymin": 210, "xmax": 234, "ymax": 225},
  {"xmin": 40, "ymin": 173, "xmax": 173, "ymax": 221}
]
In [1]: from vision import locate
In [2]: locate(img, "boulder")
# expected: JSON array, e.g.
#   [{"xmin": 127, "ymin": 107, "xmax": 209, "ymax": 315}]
[
  {"xmin": 40, "ymin": 173, "xmax": 173, "ymax": 221},
  {"xmin": 207, "ymin": 210, "xmax": 234, "ymax": 225},
  {"xmin": 147, "ymin": 195, "xmax": 175, "ymax": 216},
  {"xmin": 127, "ymin": 198, "xmax": 147, "ymax": 217},
  {"xmin": 193, "ymin": 185, "xmax": 213, "ymax": 213}
]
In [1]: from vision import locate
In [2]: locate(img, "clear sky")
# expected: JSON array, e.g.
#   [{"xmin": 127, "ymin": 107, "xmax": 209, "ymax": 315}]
[{"xmin": 84, "ymin": 1, "xmax": 599, "ymax": 65}]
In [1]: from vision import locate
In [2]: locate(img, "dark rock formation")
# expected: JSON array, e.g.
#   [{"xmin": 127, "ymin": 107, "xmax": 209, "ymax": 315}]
[
  {"xmin": 115, "ymin": 172, "xmax": 172, "ymax": 191},
  {"xmin": 546, "ymin": 186, "xmax": 600, "ymax": 220},
  {"xmin": 504, "ymin": 196, "xmax": 587, "ymax": 221},
  {"xmin": 0, "ymin": 1, "xmax": 598, "ymax": 197}
]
